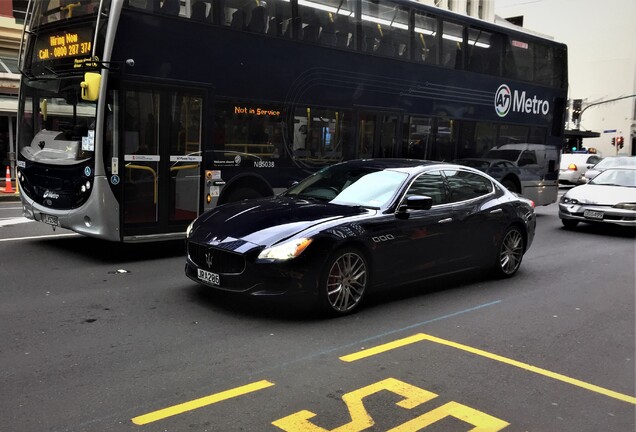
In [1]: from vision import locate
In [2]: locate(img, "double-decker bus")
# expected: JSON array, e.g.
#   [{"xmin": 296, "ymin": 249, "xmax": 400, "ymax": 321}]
[{"xmin": 16, "ymin": 0, "xmax": 567, "ymax": 242}]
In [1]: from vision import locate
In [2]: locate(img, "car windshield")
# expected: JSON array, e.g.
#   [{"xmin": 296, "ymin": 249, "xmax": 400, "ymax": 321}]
[
  {"xmin": 284, "ymin": 164, "xmax": 409, "ymax": 208},
  {"xmin": 594, "ymin": 157, "xmax": 636, "ymax": 169},
  {"xmin": 590, "ymin": 169, "xmax": 636, "ymax": 187}
]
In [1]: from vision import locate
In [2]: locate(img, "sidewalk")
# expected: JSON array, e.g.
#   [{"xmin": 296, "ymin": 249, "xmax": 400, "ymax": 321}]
[{"xmin": 0, "ymin": 180, "xmax": 21, "ymax": 202}]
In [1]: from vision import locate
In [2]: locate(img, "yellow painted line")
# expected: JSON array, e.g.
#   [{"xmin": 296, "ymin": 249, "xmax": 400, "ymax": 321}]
[
  {"xmin": 341, "ymin": 333, "xmax": 636, "ymax": 405},
  {"xmin": 340, "ymin": 334, "xmax": 429, "ymax": 362},
  {"xmin": 132, "ymin": 380, "xmax": 275, "ymax": 425}
]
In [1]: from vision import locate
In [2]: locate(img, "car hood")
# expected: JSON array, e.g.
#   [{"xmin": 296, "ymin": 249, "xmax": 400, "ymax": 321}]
[
  {"xmin": 190, "ymin": 196, "xmax": 372, "ymax": 249},
  {"xmin": 566, "ymin": 184, "xmax": 636, "ymax": 205}
]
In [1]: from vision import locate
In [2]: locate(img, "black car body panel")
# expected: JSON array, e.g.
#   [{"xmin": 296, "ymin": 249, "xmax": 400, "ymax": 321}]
[{"xmin": 185, "ymin": 159, "xmax": 536, "ymax": 310}]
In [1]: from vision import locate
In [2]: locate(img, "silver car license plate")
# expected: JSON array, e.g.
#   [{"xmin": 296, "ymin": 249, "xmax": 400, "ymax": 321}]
[
  {"xmin": 584, "ymin": 210, "xmax": 604, "ymax": 220},
  {"xmin": 197, "ymin": 268, "xmax": 220, "ymax": 286},
  {"xmin": 41, "ymin": 213, "xmax": 59, "ymax": 226}
]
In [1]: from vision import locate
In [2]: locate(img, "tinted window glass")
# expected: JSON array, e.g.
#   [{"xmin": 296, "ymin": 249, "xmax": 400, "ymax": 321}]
[
  {"xmin": 467, "ymin": 27, "xmax": 502, "ymax": 75},
  {"xmin": 406, "ymin": 170, "xmax": 447, "ymax": 205},
  {"xmin": 498, "ymin": 124, "xmax": 529, "ymax": 146},
  {"xmin": 414, "ymin": 12, "xmax": 438, "ymax": 64},
  {"xmin": 214, "ymin": 100, "xmax": 284, "ymax": 165},
  {"xmin": 402, "ymin": 116, "xmax": 434, "ymax": 159},
  {"xmin": 503, "ymin": 36, "xmax": 533, "ymax": 81},
  {"xmin": 441, "ymin": 20, "xmax": 464, "ymax": 69},
  {"xmin": 444, "ymin": 169, "xmax": 493, "ymax": 203},
  {"xmin": 293, "ymin": 106, "xmax": 351, "ymax": 163}
]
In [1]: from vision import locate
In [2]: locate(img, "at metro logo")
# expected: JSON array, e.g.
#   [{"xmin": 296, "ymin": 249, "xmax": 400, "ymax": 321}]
[{"xmin": 494, "ymin": 84, "xmax": 550, "ymax": 117}]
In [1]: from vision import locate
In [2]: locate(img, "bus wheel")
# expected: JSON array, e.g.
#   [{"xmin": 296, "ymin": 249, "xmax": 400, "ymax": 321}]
[
  {"xmin": 319, "ymin": 247, "xmax": 369, "ymax": 315},
  {"xmin": 224, "ymin": 187, "xmax": 263, "ymax": 202},
  {"xmin": 493, "ymin": 226, "xmax": 524, "ymax": 278},
  {"xmin": 501, "ymin": 179, "xmax": 519, "ymax": 193}
]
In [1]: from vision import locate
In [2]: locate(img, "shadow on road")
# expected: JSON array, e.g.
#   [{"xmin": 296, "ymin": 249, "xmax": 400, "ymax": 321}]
[
  {"xmin": 184, "ymin": 268, "xmax": 492, "ymax": 322},
  {"xmin": 34, "ymin": 236, "xmax": 187, "ymax": 263},
  {"xmin": 560, "ymin": 223, "xmax": 636, "ymax": 238}
]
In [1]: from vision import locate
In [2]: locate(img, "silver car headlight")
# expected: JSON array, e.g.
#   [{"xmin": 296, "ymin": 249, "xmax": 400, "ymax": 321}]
[
  {"xmin": 613, "ymin": 202, "xmax": 636, "ymax": 210},
  {"xmin": 258, "ymin": 238, "xmax": 313, "ymax": 261},
  {"xmin": 561, "ymin": 196, "xmax": 579, "ymax": 204}
]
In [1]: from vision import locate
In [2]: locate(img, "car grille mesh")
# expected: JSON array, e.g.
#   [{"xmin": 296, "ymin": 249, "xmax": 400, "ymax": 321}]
[{"xmin": 188, "ymin": 242, "xmax": 246, "ymax": 274}]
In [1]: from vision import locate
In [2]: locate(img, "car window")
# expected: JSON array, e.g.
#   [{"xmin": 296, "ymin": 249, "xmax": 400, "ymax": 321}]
[
  {"xmin": 405, "ymin": 170, "xmax": 447, "ymax": 206},
  {"xmin": 586, "ymin": 156, "xmax": 602, "ymax": 164},
  {"xmin": 517, "ymin": 151, "xmax": 537, "ymax": 166},
  {"xmin": 443, "ymin": 170, "xmax": 493, "ymax": 203}
]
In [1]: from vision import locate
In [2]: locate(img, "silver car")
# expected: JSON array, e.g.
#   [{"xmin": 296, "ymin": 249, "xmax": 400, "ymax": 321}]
[
  {"xmin": 559, "ymin": 167, "xmax": 636, "ymax": 229},
  {"xmin": 583, "ymin": 156, "xmax": 636, "ymax": 182}
]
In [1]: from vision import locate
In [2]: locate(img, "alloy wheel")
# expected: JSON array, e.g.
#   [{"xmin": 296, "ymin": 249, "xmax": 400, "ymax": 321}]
[
  {"xmin": 499, "ymin": 228, "xmax": 524, "ymax": 276},
  {"xmin": 325, "ymin": 251, "xmax": 368, "ymax": 313}
]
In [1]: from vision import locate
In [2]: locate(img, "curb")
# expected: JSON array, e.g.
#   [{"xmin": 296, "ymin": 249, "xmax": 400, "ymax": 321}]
[{"xmin": 0, "ymin": 193, "xmax": 20, "ymax": 202}]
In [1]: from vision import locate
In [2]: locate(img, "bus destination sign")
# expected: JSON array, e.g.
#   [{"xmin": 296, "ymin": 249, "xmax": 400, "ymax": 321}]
[{"xmin": 34, "ymin": 28, "xmax": 94, "ymax": 64}]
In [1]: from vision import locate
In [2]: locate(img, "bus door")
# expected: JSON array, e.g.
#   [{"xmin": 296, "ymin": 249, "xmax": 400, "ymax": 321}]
[
  {"xmin": 121, "ymin": 86, "xmax": 204, "ymax": 239},
  {"xmin": 356, "ymin": 111, "xmax": 401, "ymax": 158}
]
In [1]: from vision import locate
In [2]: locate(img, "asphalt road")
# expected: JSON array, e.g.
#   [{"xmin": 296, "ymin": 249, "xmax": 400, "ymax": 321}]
[{"xmin": 0, "ymin": 196, "xmax": 634, "ymax": 432}]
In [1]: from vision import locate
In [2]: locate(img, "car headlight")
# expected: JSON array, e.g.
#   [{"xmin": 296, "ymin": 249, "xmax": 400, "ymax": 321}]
[
  {"xmin": 186, "ymin": 221, "xmax": 195, "ymax": 238},
  {"xmin": 613, "ymin": 203, "xmax": 636, "ymax": 210},
  {"xmin": 258, "ymin": 238, "xmax": 313, "ymax": 261},
  {"xmin": 561, "ymin": 196, "xmax": 578, "ymax": 204}
]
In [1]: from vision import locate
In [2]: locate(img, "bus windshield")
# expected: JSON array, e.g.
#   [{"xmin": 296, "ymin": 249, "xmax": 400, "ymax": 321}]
[
  {"xmin": 18, "ymin": 78, "xmax": 96, "ymax": 165},
  {"xmin": 32, "ymin": 0, "xmax": 104, "ymax": 26}
]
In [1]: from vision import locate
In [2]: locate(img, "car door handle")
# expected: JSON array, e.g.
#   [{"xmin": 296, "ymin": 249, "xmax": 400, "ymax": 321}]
[
  {"xmin": 490, "ymin": 209, "xmax": 503, "ymax": 215},
  {"xmin": 438, "ymin": 218, "xmax": 453, "ymax": 224}
]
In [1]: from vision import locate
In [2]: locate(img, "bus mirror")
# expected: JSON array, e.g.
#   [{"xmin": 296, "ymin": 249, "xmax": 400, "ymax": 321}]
[
  {"xmin": 80, "ymin": 72, "xmax": 101, "ymax": 101},
  {"xmin": 40, "ymin": 99, "xmax": 48, "ymax": 121}
]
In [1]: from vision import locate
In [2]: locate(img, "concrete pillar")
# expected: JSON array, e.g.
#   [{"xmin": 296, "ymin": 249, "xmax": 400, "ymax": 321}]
[{"xmin": 452, "ymin": 0, "xmax": 468, "ymax": 15}]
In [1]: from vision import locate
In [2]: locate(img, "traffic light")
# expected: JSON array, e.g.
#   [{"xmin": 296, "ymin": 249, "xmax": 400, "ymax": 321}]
[
  {"xmin": 617, "ymin": 136, "xmax": 624, "ymax": 149},
  {"xmin": 571, "ymin": 99, "xmax": 582, "ymax": 123},
  {"xmin": 611, "ymin": 137, "xmax": 616, "ymax": 146}
]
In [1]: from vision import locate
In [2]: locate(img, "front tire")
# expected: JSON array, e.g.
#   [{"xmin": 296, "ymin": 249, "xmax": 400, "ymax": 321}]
[
  {"xmin": 319, "ymin": 247, "xmax": 369, "ymax": 315},
  {"xmin": 494, "ymin": 226, "xmax": 524, "ymax": 278},
  {"xmin": 561, "ymin": 218, "xmax": 579, "ymax": 229}
]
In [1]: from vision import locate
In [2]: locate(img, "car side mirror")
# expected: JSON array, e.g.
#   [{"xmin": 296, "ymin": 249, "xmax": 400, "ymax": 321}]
[{"xmin": 398, "ymin": 195, "xmax": 433, "ymax": 216}]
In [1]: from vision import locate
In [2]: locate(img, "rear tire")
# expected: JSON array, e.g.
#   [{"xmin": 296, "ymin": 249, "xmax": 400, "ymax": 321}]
[
  {"xmin": 493, "ymin": 226, "xmax": 524, "ymax": 278},
  {"xmin": 501, "ymin": 179, "xmax": 519, "ymax": 193},
  {"xmin": 319, "ymin": 247, "xmax": 369, "ymax": 315},
  {"xmin": 561, "ymin": 218, "xmax": 579, "ymax": 229}
]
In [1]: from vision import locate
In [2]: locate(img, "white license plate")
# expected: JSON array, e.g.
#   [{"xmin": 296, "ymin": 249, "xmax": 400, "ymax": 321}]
[
  {"xmin": 41, "ymin": 214, "xmax": 59, "ymax": 226},
  {"xmin": 197, "ymin": 268, "xmax": 220, "ymax": 286},
  {"xmin": 584, "ymin": 210, "xmax": 604, "ymax": 220}
]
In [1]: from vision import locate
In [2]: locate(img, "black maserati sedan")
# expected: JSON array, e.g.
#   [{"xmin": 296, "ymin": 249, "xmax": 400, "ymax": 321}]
[{"xmin": 185, "ymin": 159, "xmax": 536, "ymax": 315}]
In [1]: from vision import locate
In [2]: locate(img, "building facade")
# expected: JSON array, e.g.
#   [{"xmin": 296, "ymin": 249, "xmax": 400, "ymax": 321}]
[
  {"xmin": 0, "ymin": 1, "xmax": 21, "ymax": 173},
  {"xmin": 495, "ymin": 0, "xmax": 636, "ymax": 157}
]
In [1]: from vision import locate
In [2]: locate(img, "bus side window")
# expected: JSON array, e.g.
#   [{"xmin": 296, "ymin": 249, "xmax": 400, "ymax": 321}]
[
  {"xmin": 442, "ymin": 20, "xmax": 464, "ymax": 69},
  {"xmin": 191, "ymin": 1, "xmax": 208, "ymax": 21},
  {"xmin": 414, "ymin": 12, "xmax": 438, "ymax": 65},
  {"xmin": 335, "ymin": 14, "xmax": 352, "ymax": 49},
  {"xmin": 230, "ymin": 9, "xmax": 246, "ymax": 30},
  {"xmin": 160, "ymin": 0, "xmax": 180, "ymax": 16},
  {"xmin": 302, "ymin": 9, "xmax": 321, "ymax": 43},
  {"xmin": 247, "ymin": 5, "xmax": 267, "ymax": 33}
]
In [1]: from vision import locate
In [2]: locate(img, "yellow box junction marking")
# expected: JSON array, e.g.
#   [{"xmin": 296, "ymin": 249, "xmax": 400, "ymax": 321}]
[
  {"xmin": 132, "ymin": 380, "xmax": 275, "ymax": 425},
  {"xmin": 272, "ymin": 378, "xmax": 509, "ymax": 431},
  {"xmin": 340, "ymin": 333, "xmax": 636, "ymax": 405}
]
